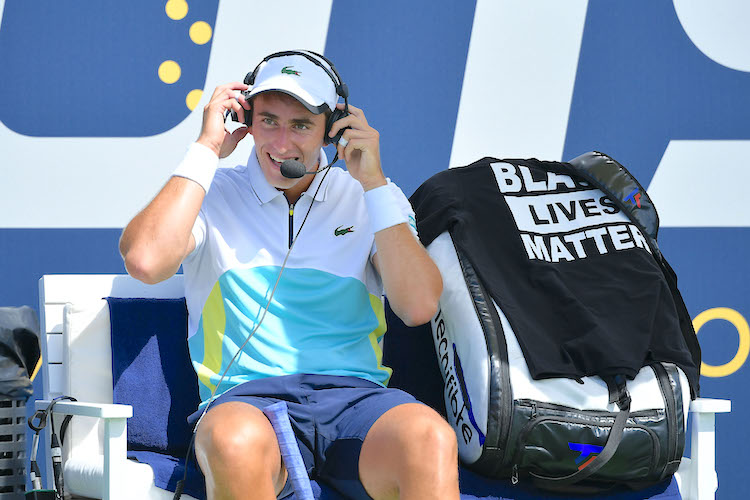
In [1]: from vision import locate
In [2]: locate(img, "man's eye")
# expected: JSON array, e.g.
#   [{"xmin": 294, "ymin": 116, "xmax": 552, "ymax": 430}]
[
  {"xmin": 293, "ymin": 123, "xmax": 309, "ymax": 130},
  {"xmin": 262, "ymin": 118, "xmax": 275, "ymax": 126}
]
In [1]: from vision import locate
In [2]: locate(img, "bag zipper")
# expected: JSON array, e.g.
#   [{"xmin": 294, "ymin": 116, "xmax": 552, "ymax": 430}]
[
  {"xmin": 288, "ymin": 201, "xmax": 295, "ymax": 249},
  {"xmin": 516, "ymin": 399, "xmax": 658, "ymax": 419}
]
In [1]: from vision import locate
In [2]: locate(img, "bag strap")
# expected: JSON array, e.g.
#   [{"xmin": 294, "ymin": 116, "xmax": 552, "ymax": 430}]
[{"xmin": 530, "ymin": 376, "xmax": 631, "ymax": 487}]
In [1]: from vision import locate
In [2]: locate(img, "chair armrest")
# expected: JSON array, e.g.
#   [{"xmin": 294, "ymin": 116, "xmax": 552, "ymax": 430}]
[
  {"xmin": 35, "ymin": 400, "xmax": 133, "ymax": 500},
  {"xmin": 35, "ymin": 400, "xmax": 133, "ymax": 419},
  {"xmin": 678, "ymin": 397, "xmax": 731, "ymax": 500},
  {"xmin": 689, "ymin": 398, "xmax": 731, "ymax": 414}
]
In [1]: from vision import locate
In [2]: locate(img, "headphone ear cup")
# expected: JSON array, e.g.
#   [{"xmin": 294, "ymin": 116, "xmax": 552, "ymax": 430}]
[
  {"xmin": 325, "ymin": 108, "xmax": 349, "ymax": 145},
  {"xmin": 228, "ymin": 105, "xmax": 252, "ymax": 126},
  {"xmin": 241, "ymin": 91, "xmax": 252, "ymax": 127},
  {"xmin": 245, "ymin": 104, "xmax": 252, "ymax": 127}
]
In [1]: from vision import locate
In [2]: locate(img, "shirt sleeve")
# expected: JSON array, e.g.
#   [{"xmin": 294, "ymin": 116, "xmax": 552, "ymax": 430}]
[
  {"xmin": 183, "ymin": 208, "xmax": 207, "ymax": 263},
  {"xmin": 389, "ymin": 179, "xmax": 419, "ymax": 238}
]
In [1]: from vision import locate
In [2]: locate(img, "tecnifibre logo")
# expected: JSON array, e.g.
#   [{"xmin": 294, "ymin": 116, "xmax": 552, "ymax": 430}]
[
  {"xmin": 624, "ymin": 188, "xmax": 642, "ymax": 208},
  {"xmin": 433, "ymin": 307, "xmax": 485, "ymax": 446},
  {"xmin": 568, "ymin": 442, "xmax": 604, "ymax": 470}
]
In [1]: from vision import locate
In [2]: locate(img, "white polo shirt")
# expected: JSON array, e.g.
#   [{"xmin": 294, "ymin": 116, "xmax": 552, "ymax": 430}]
[{"xmin": 182, "ymin": 147, "xmax": 417, "ymax": 404}]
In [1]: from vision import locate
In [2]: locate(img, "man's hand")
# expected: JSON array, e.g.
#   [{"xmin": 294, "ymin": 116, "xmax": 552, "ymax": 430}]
[
  {"xmin": 328, "ymin": 104, "xmax": 387, "ymax": 191},
  {"xmin": 197, "ymin": 82, "xmax": 252, "ymax": 159}
]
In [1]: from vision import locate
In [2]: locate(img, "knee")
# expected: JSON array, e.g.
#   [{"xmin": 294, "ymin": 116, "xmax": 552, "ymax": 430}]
[
  {"xmin": 360, "ymin": 406, "xmax": 459, "ymax": 496},
  {"xmin": 398, "ymin": 410, "xmax": 458, "ymax": 464},
  {"xmin": 195, "ymin": 404, "xmax": 278, "ymax": 466}
]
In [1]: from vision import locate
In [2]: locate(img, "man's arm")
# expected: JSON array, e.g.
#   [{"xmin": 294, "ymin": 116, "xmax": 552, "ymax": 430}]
[
  {"xmin": 119, "ymin": 176, "xmax": 204, "ymax": 284},
  {"xmin": 372, "ymin": 223, "xmax": 443, "ymax": 326},
  {"xmin": 120, "ymin": 82, "xmax": 251, "ymax": 284},
  {"xmin": 328, "ymin": 104, "xmax": 443, "ymax": 326}
]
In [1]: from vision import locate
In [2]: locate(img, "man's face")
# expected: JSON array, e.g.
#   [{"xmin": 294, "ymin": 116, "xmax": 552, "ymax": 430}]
[{"xmin": 250, "ymin": 92, "xmax": 327, "ymax": 192}]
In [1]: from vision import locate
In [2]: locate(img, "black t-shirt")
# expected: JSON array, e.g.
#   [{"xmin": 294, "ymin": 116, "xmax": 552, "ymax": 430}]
[{"xmin": 410, "ymin": 157, "xmax": 699, "ymax": 394}]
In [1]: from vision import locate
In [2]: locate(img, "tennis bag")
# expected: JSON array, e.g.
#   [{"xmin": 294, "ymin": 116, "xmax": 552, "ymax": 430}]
[{"xmin": 409, "ymin": 152, "xmax": 701, "ymax": 492}]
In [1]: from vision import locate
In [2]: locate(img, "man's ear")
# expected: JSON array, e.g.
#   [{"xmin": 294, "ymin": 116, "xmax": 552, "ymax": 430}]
[{"xmin": 232, "ymin": 126, "xmax": 249, "ymax": 142}]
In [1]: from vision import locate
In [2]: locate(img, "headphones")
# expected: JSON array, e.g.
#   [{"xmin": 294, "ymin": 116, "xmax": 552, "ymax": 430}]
[{"xmin": 236, "ymin": 50, "xmax": 350, "ymax": 145}]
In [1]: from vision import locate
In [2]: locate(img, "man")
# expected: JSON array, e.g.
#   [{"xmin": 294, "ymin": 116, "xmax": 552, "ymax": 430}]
[{"xmin": 120, "ymin": 50, "xmax": 458, "ymax": 499}]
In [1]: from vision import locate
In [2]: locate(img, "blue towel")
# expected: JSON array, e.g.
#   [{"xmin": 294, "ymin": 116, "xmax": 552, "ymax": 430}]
[
  {"xmin": 107, "ymin": 297, "xmax": 199, "ymax": 456},
  {"xmin": 107, "ymin": 297, "xmax": 205, "ymax": 498},
  {"xmin": 107, "ymin": 297, "xmax": 681, "ymax": 499}
]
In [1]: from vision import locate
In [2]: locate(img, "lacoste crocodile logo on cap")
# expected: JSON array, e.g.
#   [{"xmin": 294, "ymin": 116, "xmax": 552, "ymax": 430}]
[
  {"xmin": 334, "ymin": 225, "xmax": 354, "ymax": 236},
  {"xmin": 281, "ymin": 66, "xmax": 301, "ymax": 76}
]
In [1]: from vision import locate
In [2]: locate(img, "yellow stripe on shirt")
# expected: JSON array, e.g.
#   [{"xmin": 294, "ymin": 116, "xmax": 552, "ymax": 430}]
[
  {"xmin": 368, "ymin": 293, "xmax": 392, "ymax": 385},
  {"xmin": 199, "ymin": 280, "xmax": 227, "ymax": 393}
]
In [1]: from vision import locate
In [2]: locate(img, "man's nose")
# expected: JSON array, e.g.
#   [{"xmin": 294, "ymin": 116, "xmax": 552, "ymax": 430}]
[{"xmin": 274, "ymin": 127, "xmax": 292, "ymax": 153}]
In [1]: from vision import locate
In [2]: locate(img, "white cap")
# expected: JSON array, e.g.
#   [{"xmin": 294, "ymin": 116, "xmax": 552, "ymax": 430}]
[{"xmin": 245, "ymin": 51, "xmax": 339, "ymax": 114}]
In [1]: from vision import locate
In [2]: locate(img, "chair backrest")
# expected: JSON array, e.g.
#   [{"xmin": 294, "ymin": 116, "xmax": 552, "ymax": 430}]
[
  {"xmin": 38, "ymin": 275, "xmax": 186, "ymax": 471},
  {"xmin": 39, "ymin": 274, "xmax": 185, "ymax": 401}
]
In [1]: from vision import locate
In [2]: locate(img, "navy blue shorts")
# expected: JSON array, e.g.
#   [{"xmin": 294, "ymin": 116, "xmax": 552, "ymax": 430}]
[{"xmin": 188, "ymin": 374, "xmax": 420, "ymax": 499}]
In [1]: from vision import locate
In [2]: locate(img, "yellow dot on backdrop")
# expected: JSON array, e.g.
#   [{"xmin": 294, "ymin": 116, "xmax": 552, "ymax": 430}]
[
  {"xmin": 190, "ymin": 21, "xmax": 213, "ymax": 45},
  {"xmin": 186, "ymin": 89, "xmax": 203, "ymax": 110},
  {"xmin": 158, "ymin": 60, "xmax": 181, "ymax": 84},
  {"xmin": 165, "ymin": 0, "xmax": 188, "ymax": 20}
]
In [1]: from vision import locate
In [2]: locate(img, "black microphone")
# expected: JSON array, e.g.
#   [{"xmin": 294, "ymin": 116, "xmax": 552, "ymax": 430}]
[
  {"xmin": 280, "ymin": 153, "xmax": 340, "ymax": 179},
  {"xmin": 280, "ymin": 159, "xmax": 310, "ymax": 179}
]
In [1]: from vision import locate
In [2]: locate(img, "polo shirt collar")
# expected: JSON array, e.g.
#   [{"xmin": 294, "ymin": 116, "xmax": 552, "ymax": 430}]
[{"xmin": 246, "ymin": 146, "xmax": 331, "ymax": 205}]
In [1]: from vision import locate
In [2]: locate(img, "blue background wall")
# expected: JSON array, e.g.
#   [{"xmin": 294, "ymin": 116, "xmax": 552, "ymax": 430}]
[{"xmin": 1, "ymin": 0, "xmax": 748, "ymax": 496}]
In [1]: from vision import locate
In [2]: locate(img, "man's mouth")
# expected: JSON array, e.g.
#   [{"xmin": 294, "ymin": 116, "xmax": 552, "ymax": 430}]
[{"xmin": 268, "ymin": 153, "xmax": 299, "ymax": 167}]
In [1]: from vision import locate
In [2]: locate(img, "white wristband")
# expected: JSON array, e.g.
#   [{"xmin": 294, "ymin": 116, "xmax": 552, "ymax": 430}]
[
  {"xmin": 364, "ymin": 184, "xmax": 408, "ymax": 233},
  {"xmin": 171, "ymin": 142, "xmax": 219, "ymax": 193}
]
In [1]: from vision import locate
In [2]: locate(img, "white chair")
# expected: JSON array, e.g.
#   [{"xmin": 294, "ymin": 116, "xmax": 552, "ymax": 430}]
[
  {"xmin": 37, "ymin": 274, "xmax": 196, "ymax": 500},
  {"xmin": 35, "ymin": 274, "xmax": 730, "ymax": 500}
]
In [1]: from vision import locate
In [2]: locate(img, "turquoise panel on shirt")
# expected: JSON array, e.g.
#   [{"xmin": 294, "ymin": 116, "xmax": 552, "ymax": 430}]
[{"xmin": 190, "ymin": 266, "xmax": 391, "ymax": 404}]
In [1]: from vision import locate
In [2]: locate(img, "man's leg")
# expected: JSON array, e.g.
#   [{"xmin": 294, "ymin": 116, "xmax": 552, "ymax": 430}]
[
  {"xmin": 195, "ymin": 402, "xmax": 288, "ymax": 500},
  {"xmin": 359, "ymin": 403, "xmax": 460, "ymax": 499}
]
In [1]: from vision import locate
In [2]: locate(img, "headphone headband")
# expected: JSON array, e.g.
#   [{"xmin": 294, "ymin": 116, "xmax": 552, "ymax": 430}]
[{"xmin": 246, "ymin": 50, "xmax": 349, "ymax": 101}]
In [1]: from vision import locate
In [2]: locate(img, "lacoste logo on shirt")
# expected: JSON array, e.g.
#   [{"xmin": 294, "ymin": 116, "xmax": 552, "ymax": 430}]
[{"xmin": 334, "ymin": 225, "xmax": 354, "ymax": 236}]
